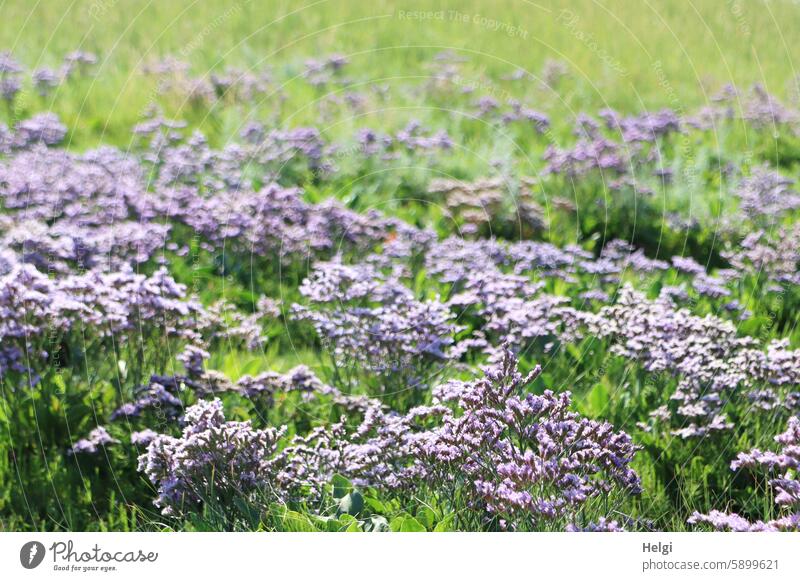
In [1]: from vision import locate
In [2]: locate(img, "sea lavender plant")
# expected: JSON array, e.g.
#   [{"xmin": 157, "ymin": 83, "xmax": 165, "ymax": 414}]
[
  {"xmin": 293, "ymin": 259, "xmax": 461, "ymax": 404},
  {"xmin": 689, "ymin": 417, "xmax": 800, "ymax": 531},
  {"xmin": 0, "ymin": 52, "xmax": 22, "ymax": 103},
  {"xmin": 70, "ymin": 426, "xmax": 119, "ymax": 455},
  {"xmin": 138, "ymin": 398, "xmax": 288, "ymax": 518}
]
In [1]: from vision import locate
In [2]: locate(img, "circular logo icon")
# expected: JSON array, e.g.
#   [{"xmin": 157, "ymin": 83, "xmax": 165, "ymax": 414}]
[{"xmin": 20, "ymin": 541, "xmax": 46, "ymax": 569}]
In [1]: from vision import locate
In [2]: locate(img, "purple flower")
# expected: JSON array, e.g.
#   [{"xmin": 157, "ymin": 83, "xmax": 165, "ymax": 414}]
[
  {"xmin": 690, "ymin": 417, "xmax": 800, "ymax": 531},
  {"xmin": 70, "ymin": 426, "xmax": 119, "ymax": 455},
  {"xmin": 137, "ymin": 399, "xmax": 287, "ymax": 516}
]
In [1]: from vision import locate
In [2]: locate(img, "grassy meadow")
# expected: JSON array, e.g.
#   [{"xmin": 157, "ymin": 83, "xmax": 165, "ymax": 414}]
[{"xmin": 1, "ymin": 1, "xmax": 800, "ymax": 533}]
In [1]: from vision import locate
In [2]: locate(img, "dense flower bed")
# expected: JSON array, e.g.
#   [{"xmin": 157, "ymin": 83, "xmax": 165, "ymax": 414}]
[{"xmin": 2, "ymin": 48, "xmax": 800, "ymax": 532}]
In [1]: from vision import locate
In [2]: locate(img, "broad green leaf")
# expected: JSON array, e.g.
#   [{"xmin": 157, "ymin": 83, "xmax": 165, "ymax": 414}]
[
  {"xmin": 587, "ymin": 382, "xmax": 610, "ymax": 414},
  {"xmin": 281, "ymin": 510, "xmax": 319, "ymax": 532},
  {"xmin": 337, "ymin": 491, "xmax": 364, "ymax": 516},
  {"xmin": 390, "ymin": 515, "xmax": 426, "ymax": 532},
  {"xmin": 433, "ymin": 513, "xmax": 456, "ymax": 532},
  {"xmin": 332, "ymin": 474, "xmax": 352, "ymax": 499},
  {"xmin": 416, "ymin": 507, "xmax": 435, "ymax": 530}
]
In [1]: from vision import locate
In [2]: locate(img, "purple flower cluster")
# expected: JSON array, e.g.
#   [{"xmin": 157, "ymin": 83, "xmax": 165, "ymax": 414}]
[
  {"xmin": 0, "ymin": 119, "xmax": 441, "ymax": 278},
  {"xmin": 736, "ymin": 165, "xmax": 800, "ymax": 222},
  {"xmin": 723, "ymin": 226, "xmax": 800, "ymax": 287},
  {"xmin": 235, "ymin": 365, "xmax": 331, "ymax": 406},
  {"xmin": 293, "ymin": 259, "xmax": 460, "ymax": 394},
  {"xmin": 430, "ymin": 350, "xmax": 639, "ymax": 528},
  {"xmin": 0, "ymin": 261, "xmax": 206, "ymax": 389},
  {"xmin": 351, "ymin": 122, "xmax": 454, "ymax": 159},
  {"xmin": 566, "ymin": 518, "xmax": 625, "ymax": 532},
  {"xmin": 743, "ymin": 84, "xmax": 798, "ymax": 128},
  {"xmin": 395, "ymin": 120, "xmax": 453, "ymax": 152},
  {"xmin": 138, "ymin": 399, "xmax": 287, "ymax": 516},
  {"xmin": 142, "ymin": 57, "xmax": 270, "ymax": 105},
  {"xmin": 0, "ymin": 50, "xmax": 96, "ymax": 103},
  {"xmin": 111, "ymin": 377, "xmax": 185, "ymax": 422},
  {"xmin": 70, "ymin": 426, "xmax": 119, "ymax": 455},
  {"xmin": 473, "ymin": 97, "xmax": 550, "ymax": 132},
  {"xmin": 584, "ymin": 285, "xmax": 800, "ymax": 437},
  {"xmin": 0, "ymin": 52, "xmax": 22, "ymax": 102},
  {"xmin": 543, "ymin": 137, "xmax": 627, "ymax": 177},
  {"xmin": 130, "ymin": 348, "xmax": 639, "ymax": 529},
  {"xmin": 0, "ymin": 144, "xmax": 165, "ymax": 270},
  {"xmin": 329, "ymin": 348, "xmax": 641, "ymax": 530},
  {"xmin": 689, "ymin": 417, "xmax": 800, "ymax": 531},
  {"xmin": 302, "ymin": 54, "xmax": 349, "ymax": 87},
  {"xmin": 599, "ymin": 108, "xmax": 681, "ymax": 143}
]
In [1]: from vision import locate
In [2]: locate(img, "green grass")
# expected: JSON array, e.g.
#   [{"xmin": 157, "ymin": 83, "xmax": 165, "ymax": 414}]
[
  {"xmin": 2, "ymin": 0, "xmax": 800, "ymax": 148},
  {"xmin": 2, "ymin": 0, "xmax": 800, "ymax": 532}
]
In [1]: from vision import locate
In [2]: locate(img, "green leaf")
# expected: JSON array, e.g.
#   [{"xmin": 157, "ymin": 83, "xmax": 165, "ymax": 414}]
[
  {"xmin": 587, "ymin": 382, "xmax": 610, "ymax": 415},
  {"xmin": 364, "ymin": 495, "xmax": 386, "ymax": 513},
  {"xmin": 310, "ymin": 515, "xmax": 343, "ymax": 532},
  {"xmin": 337, "ymin": 491, "xmax": 364, "ymax": 516},
  {"xmin": 390, "ymin": 514, "xmax": 426, "ymax": 532},
  {"xmin": 433, "ymin": 517, "xmax": 454, "ymax": 532},
  {"xmin": 52, "ymin": 373, "xmax": 67, "ymax": 395},
  {"xmin": 416, "ymin": 507, "xmax": 435, "ymax": 530},
  {"xmin": 332, "ymin": 474, "xmax": 352, "ymax": 499},
  {"xmin": 566, "ymin": 343, "xmax": 582, "ymax": 361},
  {"xmin": 281, "ymin": 510, "xmax": 319, "ymax": 532}
]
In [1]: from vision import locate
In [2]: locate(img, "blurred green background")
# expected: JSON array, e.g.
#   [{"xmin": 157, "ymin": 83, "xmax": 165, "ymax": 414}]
[{"xmin": 2, "ymin": 0, "xmax": 800, "ymax": 147}]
